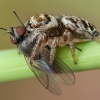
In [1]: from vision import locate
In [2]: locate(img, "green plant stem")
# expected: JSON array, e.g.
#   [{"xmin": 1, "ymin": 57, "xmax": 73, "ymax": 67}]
[{"xmin": 0, "ymin": 41, "xmax": 100, "ymax": 83}]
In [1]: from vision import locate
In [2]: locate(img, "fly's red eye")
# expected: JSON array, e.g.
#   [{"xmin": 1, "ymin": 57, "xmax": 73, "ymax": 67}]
[
  {"xmin": 16, "ymin": 26, "xmax": 26, "ymax": 36},
  {"xmin": 10, "ymin": 36, "xmax": 17, "ymax": 44}
]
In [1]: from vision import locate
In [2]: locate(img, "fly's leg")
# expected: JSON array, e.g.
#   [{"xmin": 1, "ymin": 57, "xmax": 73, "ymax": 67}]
[
  {"xmin": 17, "ymin": 46, "xmax": 21, "ymax": 54},
  {"xmin": 50, "ymin": 37, "xmax": 58, "ymax": 65}
]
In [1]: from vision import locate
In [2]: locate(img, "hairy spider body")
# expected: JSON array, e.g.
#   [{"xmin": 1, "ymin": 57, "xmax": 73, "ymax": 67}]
[{"xmin": 24, "ymin": 14, "xmax": 99, "ymax": 64}]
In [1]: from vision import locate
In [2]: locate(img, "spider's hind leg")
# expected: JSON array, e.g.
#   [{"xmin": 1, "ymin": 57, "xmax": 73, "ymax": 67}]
[
  {"xmin": 67, "ymin": 44, "xmax": 82, "ymax": 51},
  {"xmin": 65, "ymin": 31, "xmax": 77, "ymax": 64},
  {"xmin": 69, "ymin": 40, "xmax": 77, "ymax": 64}
]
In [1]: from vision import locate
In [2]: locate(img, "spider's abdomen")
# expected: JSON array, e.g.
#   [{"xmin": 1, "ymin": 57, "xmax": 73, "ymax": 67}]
[{"xmin": 61, "ymin": 16, "xmax": 99, "ymax": 38}]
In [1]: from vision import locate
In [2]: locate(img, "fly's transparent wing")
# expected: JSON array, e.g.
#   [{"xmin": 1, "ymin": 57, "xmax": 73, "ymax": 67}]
[
  {"xmin": 52, "ymin": 57, "xmax": 75, "ymax": 85},
  {"xmin": 41, "ymin": 47, "xmax": 75, "ymax": 85},
  {"xmin": 25, "ymin": 57, "xmax": 62, "ymax": 95}
]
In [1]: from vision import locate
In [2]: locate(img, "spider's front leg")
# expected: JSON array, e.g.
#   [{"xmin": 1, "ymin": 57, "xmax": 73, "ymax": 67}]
[
  {"xmin": 50, "ymin": 37, "xmax": 58, "ymax": 65},
  {"xmin": 30, "ymin": 34, "xmax": 45, "ymax": 63}
]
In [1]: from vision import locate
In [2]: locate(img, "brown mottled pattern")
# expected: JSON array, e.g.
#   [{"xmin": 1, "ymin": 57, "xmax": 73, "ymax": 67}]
[
  {"xmin": 44, "ymin": 14, "xmax": 51, "ymax": 23},
  {"xmin": 69, "ymin": 17, "xmax": 79, "ymax": 28},
  {"xmin": 66, "ymin": 25, "xmax": 88, "ymax": 39},
  {"xmin": 45, "ymin": 27, "xmax": 62, "ymax": 37},
  {"xmin": 57, "ymin": 18, "xmax": 65, "ymax": 34},
  {"xmin": 88, "ymin": 22, "xmax": 94, "ymax": 31},
  {"xmin": 35, "ymin": 23, "xmax": 43, "ymax": 28},
  {"xmin": 33, "ymin": 14, "xmax": 50, "ymax": 24},
  {"xmin": 81, "ymin": 19, "xmax": 88, "ymax": 29}
]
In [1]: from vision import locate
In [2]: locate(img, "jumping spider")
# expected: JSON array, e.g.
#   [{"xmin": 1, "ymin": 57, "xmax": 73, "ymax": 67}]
[{"xmin": 25, "ymin": 14, "xmax": 99, "ymax": 64}]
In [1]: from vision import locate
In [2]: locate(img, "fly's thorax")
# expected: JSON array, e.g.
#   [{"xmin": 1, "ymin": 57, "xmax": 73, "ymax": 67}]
[{"xmin": 17, "ymin": 35, "xmax": 36, "ymax": 57}]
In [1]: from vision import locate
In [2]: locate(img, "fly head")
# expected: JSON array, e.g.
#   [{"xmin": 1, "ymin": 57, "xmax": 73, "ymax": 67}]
[{"xmin": 0, "ymin": 11, "xmax": 27, "ymax": 44}]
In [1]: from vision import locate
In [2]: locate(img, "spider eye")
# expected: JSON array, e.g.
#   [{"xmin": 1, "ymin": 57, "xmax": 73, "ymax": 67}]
[{"xmin": 16, "ymin": 26, "xmax": 26, "ymax": 36}]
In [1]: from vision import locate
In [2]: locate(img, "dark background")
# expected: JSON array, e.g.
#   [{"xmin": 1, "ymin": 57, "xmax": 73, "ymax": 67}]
[{"xmin": 0, "ymin": 0, "xmax": 100, "ymax": 100}]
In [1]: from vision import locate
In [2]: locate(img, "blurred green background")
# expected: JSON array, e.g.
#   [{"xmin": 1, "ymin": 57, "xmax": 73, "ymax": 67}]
[
  {"xmin": 0, "ymin": 0, "xmax": 100, "ymax": 100},
  {"xmin": 0, "ymin": 0, "xmax": 100, "ymax": 50}
]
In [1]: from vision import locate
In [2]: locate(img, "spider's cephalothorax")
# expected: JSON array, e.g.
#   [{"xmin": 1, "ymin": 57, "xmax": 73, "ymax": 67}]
[{"xmin": 25, "ymin": 14, "xmax": 99, "ymax": 64}]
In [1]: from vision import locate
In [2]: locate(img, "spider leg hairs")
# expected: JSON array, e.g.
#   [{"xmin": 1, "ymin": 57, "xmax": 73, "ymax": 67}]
[{"xmin": 0, "ymin": 11, "xmax": 99, "ymax": 95}]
